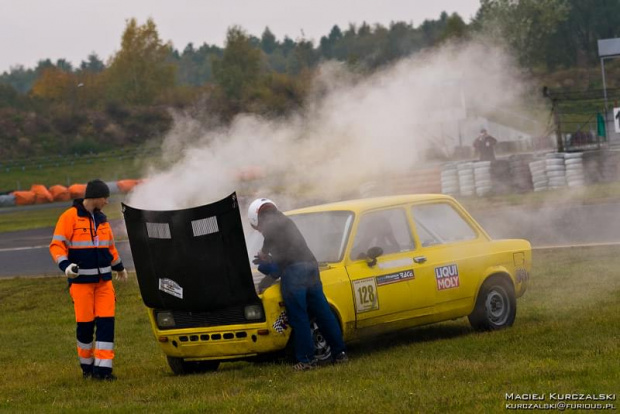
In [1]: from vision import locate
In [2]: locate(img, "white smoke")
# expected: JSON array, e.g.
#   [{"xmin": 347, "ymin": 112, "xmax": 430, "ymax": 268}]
[{"xmin": 127, "ymin": 39, "xmax": 539, "ymax": 211}]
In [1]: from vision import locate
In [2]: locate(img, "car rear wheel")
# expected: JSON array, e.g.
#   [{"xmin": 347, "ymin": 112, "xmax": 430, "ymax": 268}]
[
  {"xmin": 166, "ymin": 356, "xmax": 220, "ymax": 375},
  {"xmin": 468, "ymin": 277, "xmax": 516, "ymax": 331}
]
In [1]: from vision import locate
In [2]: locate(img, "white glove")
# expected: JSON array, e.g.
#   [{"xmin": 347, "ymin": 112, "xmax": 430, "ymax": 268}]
[
  {"xmin": 257, "ymin": 275, "xmax": 277, "ymax": 294},
  {"xmin": 115, "ymin": 269, "xmax": 128, "ymax": 282},
  {"xmin": 65, "ymin": 263, "xmax": 79, "ymax": 278}
]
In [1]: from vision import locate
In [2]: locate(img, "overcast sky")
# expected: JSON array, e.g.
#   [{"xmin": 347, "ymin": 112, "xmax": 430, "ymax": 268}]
[{"xmin": 0, "ymin": 0, "xmax": 480, "ymax": 73}]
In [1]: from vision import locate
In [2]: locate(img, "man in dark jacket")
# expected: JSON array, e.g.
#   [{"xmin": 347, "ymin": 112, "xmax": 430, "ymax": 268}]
[
  {"xmin": 248, "ymin": 198, "xmax": 348, "ymax": 370},
  {"xmin": 473, "ymin": 128, "xmax": 498, "ymax": 161}
]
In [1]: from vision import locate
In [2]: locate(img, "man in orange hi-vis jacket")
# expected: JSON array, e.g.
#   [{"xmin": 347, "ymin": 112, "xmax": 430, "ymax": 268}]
[{"xmin": 50, "ymin": 179, "xmax": 128, "ymax": 381}]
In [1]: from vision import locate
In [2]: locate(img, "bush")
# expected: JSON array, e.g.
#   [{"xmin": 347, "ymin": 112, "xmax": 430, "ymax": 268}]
[{"xmin": 68, "ymin": 136, "xmax": 104, "ymax": 154}]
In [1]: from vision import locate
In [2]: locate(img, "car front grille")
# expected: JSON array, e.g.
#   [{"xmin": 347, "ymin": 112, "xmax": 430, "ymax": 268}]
[{"xmin": 155, "ymin": 304, "xmax": 265, "ymax": 330}]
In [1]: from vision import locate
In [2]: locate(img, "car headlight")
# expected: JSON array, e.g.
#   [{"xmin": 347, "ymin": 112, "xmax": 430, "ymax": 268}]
[
  {"xmin": 156, "ymin": 311, "xmax": 175, "ymax": 328},
  {"xmin": 244, "ymin": 304, "xmax": 263, "ymax": 320}
]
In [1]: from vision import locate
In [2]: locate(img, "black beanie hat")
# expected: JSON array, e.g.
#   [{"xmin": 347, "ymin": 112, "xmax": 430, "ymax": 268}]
[{"xmin": 85, "ymin": 179, "xmax": 110, "ymax": 199}]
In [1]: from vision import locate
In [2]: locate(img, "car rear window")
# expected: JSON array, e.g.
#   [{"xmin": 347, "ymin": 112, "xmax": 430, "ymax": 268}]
[
  {"xmin": 350, "ymin": 208, "xmax": 415, "ymax": 260},
  {"xmin": 411, "ymin": 203, "xmax": 477, "ymax": 246}
]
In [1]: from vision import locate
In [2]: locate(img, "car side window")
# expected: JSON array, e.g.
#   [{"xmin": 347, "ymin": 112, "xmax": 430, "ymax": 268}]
[
  {"xmin": 350, "ymin": 208, "xmax": 415, "ymax": 260},
  {"xmin": 411, "ymin": 203, "xmax": 477, "ymax": 246}
]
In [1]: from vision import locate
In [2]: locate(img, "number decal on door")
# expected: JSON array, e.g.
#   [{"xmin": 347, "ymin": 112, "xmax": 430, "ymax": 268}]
[{"xmin": 352, "ymin": 278, "xmax": 379, "ymax": 313}]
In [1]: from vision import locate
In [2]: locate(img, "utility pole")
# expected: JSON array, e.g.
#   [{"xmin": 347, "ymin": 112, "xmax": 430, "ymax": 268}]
[
  {"xmin": 553, "ymin": 101, "xmax": 564, "ymax": 152},
  {"xmin": 543, "ymin": 87, "xmax": 564, "ymax": 152}
]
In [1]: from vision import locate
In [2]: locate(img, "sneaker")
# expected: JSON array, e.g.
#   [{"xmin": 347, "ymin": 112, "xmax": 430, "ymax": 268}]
[
  {"xmin": 292, "ymin": 360, "xmax": 317, "ymax": 371},
  {"xmin": 333, "ymin": 351, "xmax": 349, "ymax": 364},
  {"xmin": 93, "ymin": 372, "xmax": 117, "ymax": 381}
]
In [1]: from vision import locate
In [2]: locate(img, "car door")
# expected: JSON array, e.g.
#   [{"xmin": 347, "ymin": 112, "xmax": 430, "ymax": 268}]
[
  {"xmin": 345, "ymin": 207, "xmax": 434, "ymax": 329},
  {"xmin": 410, "ymin": 202, "xmax": 486, "ymax": 316}
]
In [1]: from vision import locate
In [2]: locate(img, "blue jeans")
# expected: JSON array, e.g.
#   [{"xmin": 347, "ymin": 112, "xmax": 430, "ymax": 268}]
[{"xmin": 280, "ymin": 262, "xmax": 346, "ymax": 363}]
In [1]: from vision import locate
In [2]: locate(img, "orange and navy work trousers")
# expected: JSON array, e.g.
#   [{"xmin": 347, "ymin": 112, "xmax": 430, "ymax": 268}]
[{"xmin": 69, "ymin": 279, "xmax": 115, "ymax": 376}]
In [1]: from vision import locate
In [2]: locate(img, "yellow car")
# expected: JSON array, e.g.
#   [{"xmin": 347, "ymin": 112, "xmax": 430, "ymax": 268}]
[{"xmin": 122, "ymin": 193, "xmax": 530, "ymax": 374}]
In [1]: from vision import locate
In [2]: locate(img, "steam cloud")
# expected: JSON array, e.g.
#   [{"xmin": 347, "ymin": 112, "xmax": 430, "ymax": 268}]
[{"xmin": 127, "ymin": 39, "xmax": 540, "ymax": 211}]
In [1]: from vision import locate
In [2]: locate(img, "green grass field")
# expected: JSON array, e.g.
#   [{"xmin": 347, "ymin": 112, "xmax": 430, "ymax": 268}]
[
  {"xmin": 0, "ymin": 150, "xmax": 159, "ymax": 191},
  {"xmin": 0, "ymin": 246, "xmax": 618, "ymax": 413}
]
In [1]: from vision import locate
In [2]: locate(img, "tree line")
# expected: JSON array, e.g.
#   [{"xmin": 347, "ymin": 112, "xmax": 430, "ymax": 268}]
[{"xmin": 1, "ymin": 0, "xmax": 619, "ymax": 159}]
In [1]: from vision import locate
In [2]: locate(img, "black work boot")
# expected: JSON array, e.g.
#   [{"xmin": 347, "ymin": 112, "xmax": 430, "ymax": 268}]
[
  {"xmin": 82, "ymin": 365, "xmax": 94, "ymax": 379},
  {"xmin": 93, "ymin": 372, "xmax": 117, "ymax": 381},
  {"xmin": 333, "ymin": 351, "xmax": 349, "ymax": 364},
  {"xmin": 92, "ymin": 367, "xmax": 117, "ymax": 381}
]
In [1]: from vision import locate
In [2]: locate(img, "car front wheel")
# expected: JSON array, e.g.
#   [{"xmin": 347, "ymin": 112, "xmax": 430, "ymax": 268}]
[
  {"xmin": 310, "ymin": 319, "xmax": 332, "ymax": 363},
  {"xmin": 285, "ymin": 317, "xmax": 334, "ymax": 363},
  {"xmin": 468, "ymin": 277, "xmax": 516, "ymax": 331},
  {"xmin": 166, "ymin": 356, "xmax": 220, "ymax": 375}
]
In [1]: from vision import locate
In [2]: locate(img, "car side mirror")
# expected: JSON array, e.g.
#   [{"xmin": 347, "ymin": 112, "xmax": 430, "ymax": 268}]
[{"xmin": 365, "ymin": 246, "xmax": 383, "ymax": 267}]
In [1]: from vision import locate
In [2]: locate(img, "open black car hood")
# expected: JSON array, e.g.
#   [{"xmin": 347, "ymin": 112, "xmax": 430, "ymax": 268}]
[{"xmin": 122, "ymin": 192, "xmax": 259, "ymax": 311}]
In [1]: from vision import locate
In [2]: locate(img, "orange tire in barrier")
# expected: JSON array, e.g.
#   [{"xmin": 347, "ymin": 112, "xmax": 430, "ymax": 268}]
[
  {"xmin": 30, "ymin": 184, "xmax": 53, "ymax": 204},
  {"xmin": 49, "ymin": 185, "xmax": 71, "ymax": 202},
  {"xmin": 68, "ymin": 183, "xmax": 86, "ymax": 199},
  {"xmin": 12, "ymin": 190, "xmax": 36, "ymax": 205},
  {"xmin": 116, "ymin": 179, "xmax": 140, "ymax": 193}
]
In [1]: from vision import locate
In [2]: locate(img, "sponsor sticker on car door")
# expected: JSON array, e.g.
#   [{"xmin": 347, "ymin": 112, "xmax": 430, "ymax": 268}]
[{"xmin": 435, "ymin": 264, "xmax": 460, "ymax": 290}]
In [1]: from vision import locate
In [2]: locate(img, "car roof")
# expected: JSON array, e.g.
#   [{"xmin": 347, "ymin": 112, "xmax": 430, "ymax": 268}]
[{"xmin": 286, "ymin": 194, "xmax": 455, "ymax": 215}]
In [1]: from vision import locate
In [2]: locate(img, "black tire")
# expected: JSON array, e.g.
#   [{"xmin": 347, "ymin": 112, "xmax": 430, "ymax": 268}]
[
  {"xmin": 285, "ymin": 317, "xmax": 334, "ymax": 363},
  {"xmin": 310, "ymin": 319, "xmax": 333, "ymax": 363},
  {"xmin": 468, "ymin": 276, "xmax": 516, "ymax": 331},
  {"xmin": 166, "ymin": 356, "xmax": 220, "ymax": 375}
]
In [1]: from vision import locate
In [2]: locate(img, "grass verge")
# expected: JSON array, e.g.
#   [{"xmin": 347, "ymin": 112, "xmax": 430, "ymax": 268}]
[
  {"xmin": 0, "ymin": 199, "xmax": 125, "ymax": 233},
  {"xmin": 0, "ymin": 150, "xmax": 159, "ymax": 192},
  {"xmin": 458, "ymin": 181, "xmax": 620, "ymax": 211},
  {"xmin": 0, "ymin": 246, "xmax": 618, "ymax": 413}
]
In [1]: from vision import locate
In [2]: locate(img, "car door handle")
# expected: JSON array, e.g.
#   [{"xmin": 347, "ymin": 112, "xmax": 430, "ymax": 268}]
[{"xmin": 413, "ymin": 256, "xmax": 427, "ymax": 264}]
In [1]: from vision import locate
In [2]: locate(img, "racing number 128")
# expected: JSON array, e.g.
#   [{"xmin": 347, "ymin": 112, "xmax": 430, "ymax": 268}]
[
  {"xmin": 353, "ymin": 278, "xmax": 378, "ymax": 313},
  {"xmin": 357, "ymin": 285, "xmax": 375, "ymax": 305}
]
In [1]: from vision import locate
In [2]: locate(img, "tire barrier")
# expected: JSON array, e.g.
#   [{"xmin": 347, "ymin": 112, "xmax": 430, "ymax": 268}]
[
  {"xmin": 545, "ymin": 153, "xmax": 567, "ymax": 190},
  {"xmin": 564, "ymin": 152, "xmax": 585, "ymax": 187},
  {"xmin": 473, "ymin": 161, "xmax": 492, "ymax": 197},
  {"xmin": 49, "ymin": 185, "xmax": 71, "ymax": 202},
  {"xmin": 117, "ymin": 179, "xmax": 141, "ymax": 193},
  {"xmin": 420, "ymin": 150, "xmax": 616, "ymax": 199},
  {"xmin": 0, "ymin": 194, "xmax": 16, "ymax": 207},
  {"xmin": 105, "ymin": 181, "xmax": 120, "ymax": 195},
  {"xmin": 457, "ymin": 162, "xmax": 475, "ymax": 197},
  {"xmin": 529, "ymin": 159, "xmax": 547, "ymax": 192},
  {"xmin": 508, "ymin": 155, "xmax": 534, "ymax": 193},
  {"xmin": 31, "ymin": 184, "xmax": 53, "ymax": 204},
  {"xmin": 13, "ymin": 190, "xmax": 36, "ymax": 205},
  {"xmin": 2, "ymin": 179, "xmax": 143, "ymax": 207},
  {"xmin": 68, "ymin": 183, "xmax": 87, "ymax": 199},
  {"xmin": 440, "ymin": 163, "xmax": 459, "ymax": 196}
]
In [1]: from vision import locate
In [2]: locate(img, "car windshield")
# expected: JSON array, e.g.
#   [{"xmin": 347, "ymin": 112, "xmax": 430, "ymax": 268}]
[
  {"xmin": 289, "ymin": 211, "xmax": 354, "ymax": 263},
  {"xmin": 245, "ymin": 211, "xmax": 354, "ymax": 264}
]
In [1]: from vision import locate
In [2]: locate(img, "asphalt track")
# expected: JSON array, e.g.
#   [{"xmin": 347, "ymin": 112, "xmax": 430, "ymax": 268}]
[{"xmin": 1, "ymin": 200, "xmax": 619, "ymax": 278}]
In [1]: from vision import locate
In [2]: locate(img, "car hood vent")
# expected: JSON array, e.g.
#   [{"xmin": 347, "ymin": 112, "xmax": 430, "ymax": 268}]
[{"xmin": 122, "ymin": 192, "xmax": 259, "ymax": 312}]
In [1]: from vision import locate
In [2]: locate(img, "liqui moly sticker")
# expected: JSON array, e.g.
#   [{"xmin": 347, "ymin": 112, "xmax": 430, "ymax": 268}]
[
  {"xmin": 159, "ymin": 278, "xmax": 184, "ymax": 299},
  {"xmin": 435, "ymin": 264, "xmax": 460, "ymax": 290}
]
